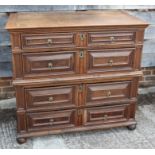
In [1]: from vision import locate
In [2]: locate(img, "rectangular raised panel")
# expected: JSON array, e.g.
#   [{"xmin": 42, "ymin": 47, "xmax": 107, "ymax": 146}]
[
  {"xmin": 83, "ymin": 104, "xmax": 130, "ymax": 126},
  {"xmin": 87, "ymin": 48, "xmax": 135, "ymax": 73},
  {"xmin": 22, "ymin": 51, "xmax": 77, "ymax": 78},
  {"xmin": 25, "ymin": 85, "xmax": 77, "ymax": 110},
  {"xmin": 85, "ymin": 81, "xmax": 131, "ymax": 106},
  {"xmin": 27, "ymin": 109, "xmax": 77, "ymax": 131},
  {"xmin": 88, "ymin": 31, "xmax": 135, "ymax": 46},
  {"xmin": 22, "ymin": 33, "xmax": 75, "ymax": 49}
]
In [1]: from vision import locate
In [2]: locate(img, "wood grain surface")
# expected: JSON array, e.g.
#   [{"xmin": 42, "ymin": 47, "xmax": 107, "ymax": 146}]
[{"xmin": 6, "ymin": 11, "xmax": 148, "ymax": 144}]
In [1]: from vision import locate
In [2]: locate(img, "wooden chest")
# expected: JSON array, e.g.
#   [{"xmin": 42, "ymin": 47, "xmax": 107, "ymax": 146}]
[{"xmin": 6, "ymin": 11, "xmax": 148, "ymax": 144}]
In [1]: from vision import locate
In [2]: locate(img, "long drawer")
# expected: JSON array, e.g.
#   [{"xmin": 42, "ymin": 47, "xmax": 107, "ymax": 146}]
[
  {"xmin": 19, "ymin": 78, "xmax": 138, "ymax": 112},
  {"xmin": 14, "ymin": 47, "xmax": 141, "ymax": 79},
  {"xmin": 25, "ymin": 103, "xmax": 131, "ymax": 132},
  {"xmin": 18, "ymin": 30, "xmax": 142, "ymax": 52}
]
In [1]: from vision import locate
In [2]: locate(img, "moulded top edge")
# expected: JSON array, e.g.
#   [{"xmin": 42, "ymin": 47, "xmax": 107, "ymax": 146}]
[{"xmin": 5, "ymin": 10, "xmax": 149, "ymax": 30}]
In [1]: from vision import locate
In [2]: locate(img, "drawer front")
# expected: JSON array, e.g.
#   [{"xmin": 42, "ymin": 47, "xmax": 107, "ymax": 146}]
[
  {"xmin": 27, "ymin": 109, "xmax": 77, "ymax": 131},
  {"xmin": 88, "ymin": 31, "xmax": 135, "ymax": 46},
  {"xmin": 85, "ymin": 81, "xmax": 131, "ymax": 106},
  {"xmin": 22, "ymin": 51, "xmax": 78, "ymax": 77},
  {"xmin": 87, "ymin": 48, "xmax": 135, "ymax": 73},
  {"xmin": 83, "ymin": 104, "xmax": 130, "ymax": 126},
  {"xmin": 22, "ymin": 33, "xmax": 75, "ymax": 49},
  {"xmin": 25, "ymin": 85, "xmax": 78, "ymax": 110}
]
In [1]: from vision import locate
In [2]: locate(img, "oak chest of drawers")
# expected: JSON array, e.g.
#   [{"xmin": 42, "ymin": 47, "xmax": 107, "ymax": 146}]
[{"xmin": 6, "ymin": 11, "xmax": 148, "ymax": 144}]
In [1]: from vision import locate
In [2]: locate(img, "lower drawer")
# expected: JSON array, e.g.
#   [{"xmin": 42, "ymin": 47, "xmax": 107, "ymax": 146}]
[
  {"xmin": 26, "ymin": 109, "xmax": 77, "ymax": 131},
  {"xmin": 17, "ymin": 103, "xmax": 135, "ymax": 133},
  {"xmin": 82, "ymin": 104, "xmax": 130, "ymax": 126}
]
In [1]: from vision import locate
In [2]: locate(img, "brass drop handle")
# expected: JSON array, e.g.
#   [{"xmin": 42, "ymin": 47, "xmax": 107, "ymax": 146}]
[
  {"xmin": 49, "ymin": 118, "xmax": 54, "ymax": 125},
  {"xmin": 47, "ymin": 39, "xmax": 52, "ymax": 45},
  {"xmin": 80, "ymin": 34, "xmax": 85, "ymax": 41},
  {"xmin": 108, "ymin": 60, "xmax": 113, "ymax": 66},
  {"xmin": 110, "ymin": 36, "xmax": 115, "ymax": 42},
  {"xmin": 49, "ymin": 96, "xmax": 54, "ymax": 102},
  {"xmin": 103, "ymin": 114, "xmax": 108, "ymax": 120},
  {"xmin": 107, "ymin": 91, "xmax": 111, "ymax": 97},
  {"xmin": 48, "ymin": 62, "xmax": 53, "ymax": 69}
]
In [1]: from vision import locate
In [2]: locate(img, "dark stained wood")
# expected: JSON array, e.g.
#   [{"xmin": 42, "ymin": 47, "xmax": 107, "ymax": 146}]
[{"xmin": 6, "ymin": 11, "xmax": 148, "ymax": 144}]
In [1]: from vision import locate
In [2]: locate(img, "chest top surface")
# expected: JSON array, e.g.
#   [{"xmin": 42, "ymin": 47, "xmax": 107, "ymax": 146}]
[{"xmin": 6, "ymin": 10, "xmax": 148, "ymax": 30}]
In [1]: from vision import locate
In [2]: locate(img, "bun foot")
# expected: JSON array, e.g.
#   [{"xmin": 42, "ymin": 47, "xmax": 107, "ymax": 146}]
[
  {"xmin": 127, "ymin": 124, "xmax": 136, "ymax": 130},
  {"xmin": 17, "ymin": 137, "xmax": 27, "ymax": 144}
]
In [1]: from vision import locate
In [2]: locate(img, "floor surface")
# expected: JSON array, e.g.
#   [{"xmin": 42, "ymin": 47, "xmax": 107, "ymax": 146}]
[{"xmin": 0, "ymin": 102, "xmax": 155, "ymax": 149}]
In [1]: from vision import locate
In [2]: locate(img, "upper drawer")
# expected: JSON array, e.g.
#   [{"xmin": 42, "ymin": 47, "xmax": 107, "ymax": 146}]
[
  {"xmin": 21, "ymin": 33, "xmax": 76, "ymax": 49},
  {"xmin": 88, "ymin": 31, "xmax": 136, "ymax": 47},
  {"xmin": 22, "ymin": 50, "xmax": 78, "ymax": 78},
  {"xmin": 87, "ymin": 48, "xmax": 135, "ymax": 73}
]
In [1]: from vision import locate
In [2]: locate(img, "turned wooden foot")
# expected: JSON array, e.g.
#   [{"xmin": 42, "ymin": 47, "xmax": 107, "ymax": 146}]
[
  {"xmin": 127, "ymin": 124, "xmax": 136, "ymax": 130},
  {"xmin": 17, "ymin": 137, "xmax": 27, "ymax": 144}
]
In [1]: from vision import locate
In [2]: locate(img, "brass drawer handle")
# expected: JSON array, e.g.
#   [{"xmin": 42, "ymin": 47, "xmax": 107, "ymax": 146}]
[
  {"xmin": 49, "ymin": 118, "xmax": 54, "ymax": 125},
  {"xmin": 49, "ymin": 118, "xmax": 54, "ymax": 122},
  {"xmin": 80, "ymin": 34, "xmax": 85, "ymax": 41},
  {"xmin": 49, "ymin": 96, "xmax": 54, "ymax": 102},
  {"xmin": 110, "ymin": 36, "xmax": 115, "ymax": 42},
  {"xmin": 108, "ymin": 60, "xmax": 113, "ymax": 66},
  {"xmin": 47, "ymin": 39, "xmax": 53, "ymax": 44},
  {"xmin": 48, "ymin": 62, "xmax": 53, "ymax": 69},
  {"xmin": 103, "ymin": 114, "xmax": 108, "ymax": 120},
  {"xmin": 107, "ymin": 91, "xmax": 111, "ymax": 97}
]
